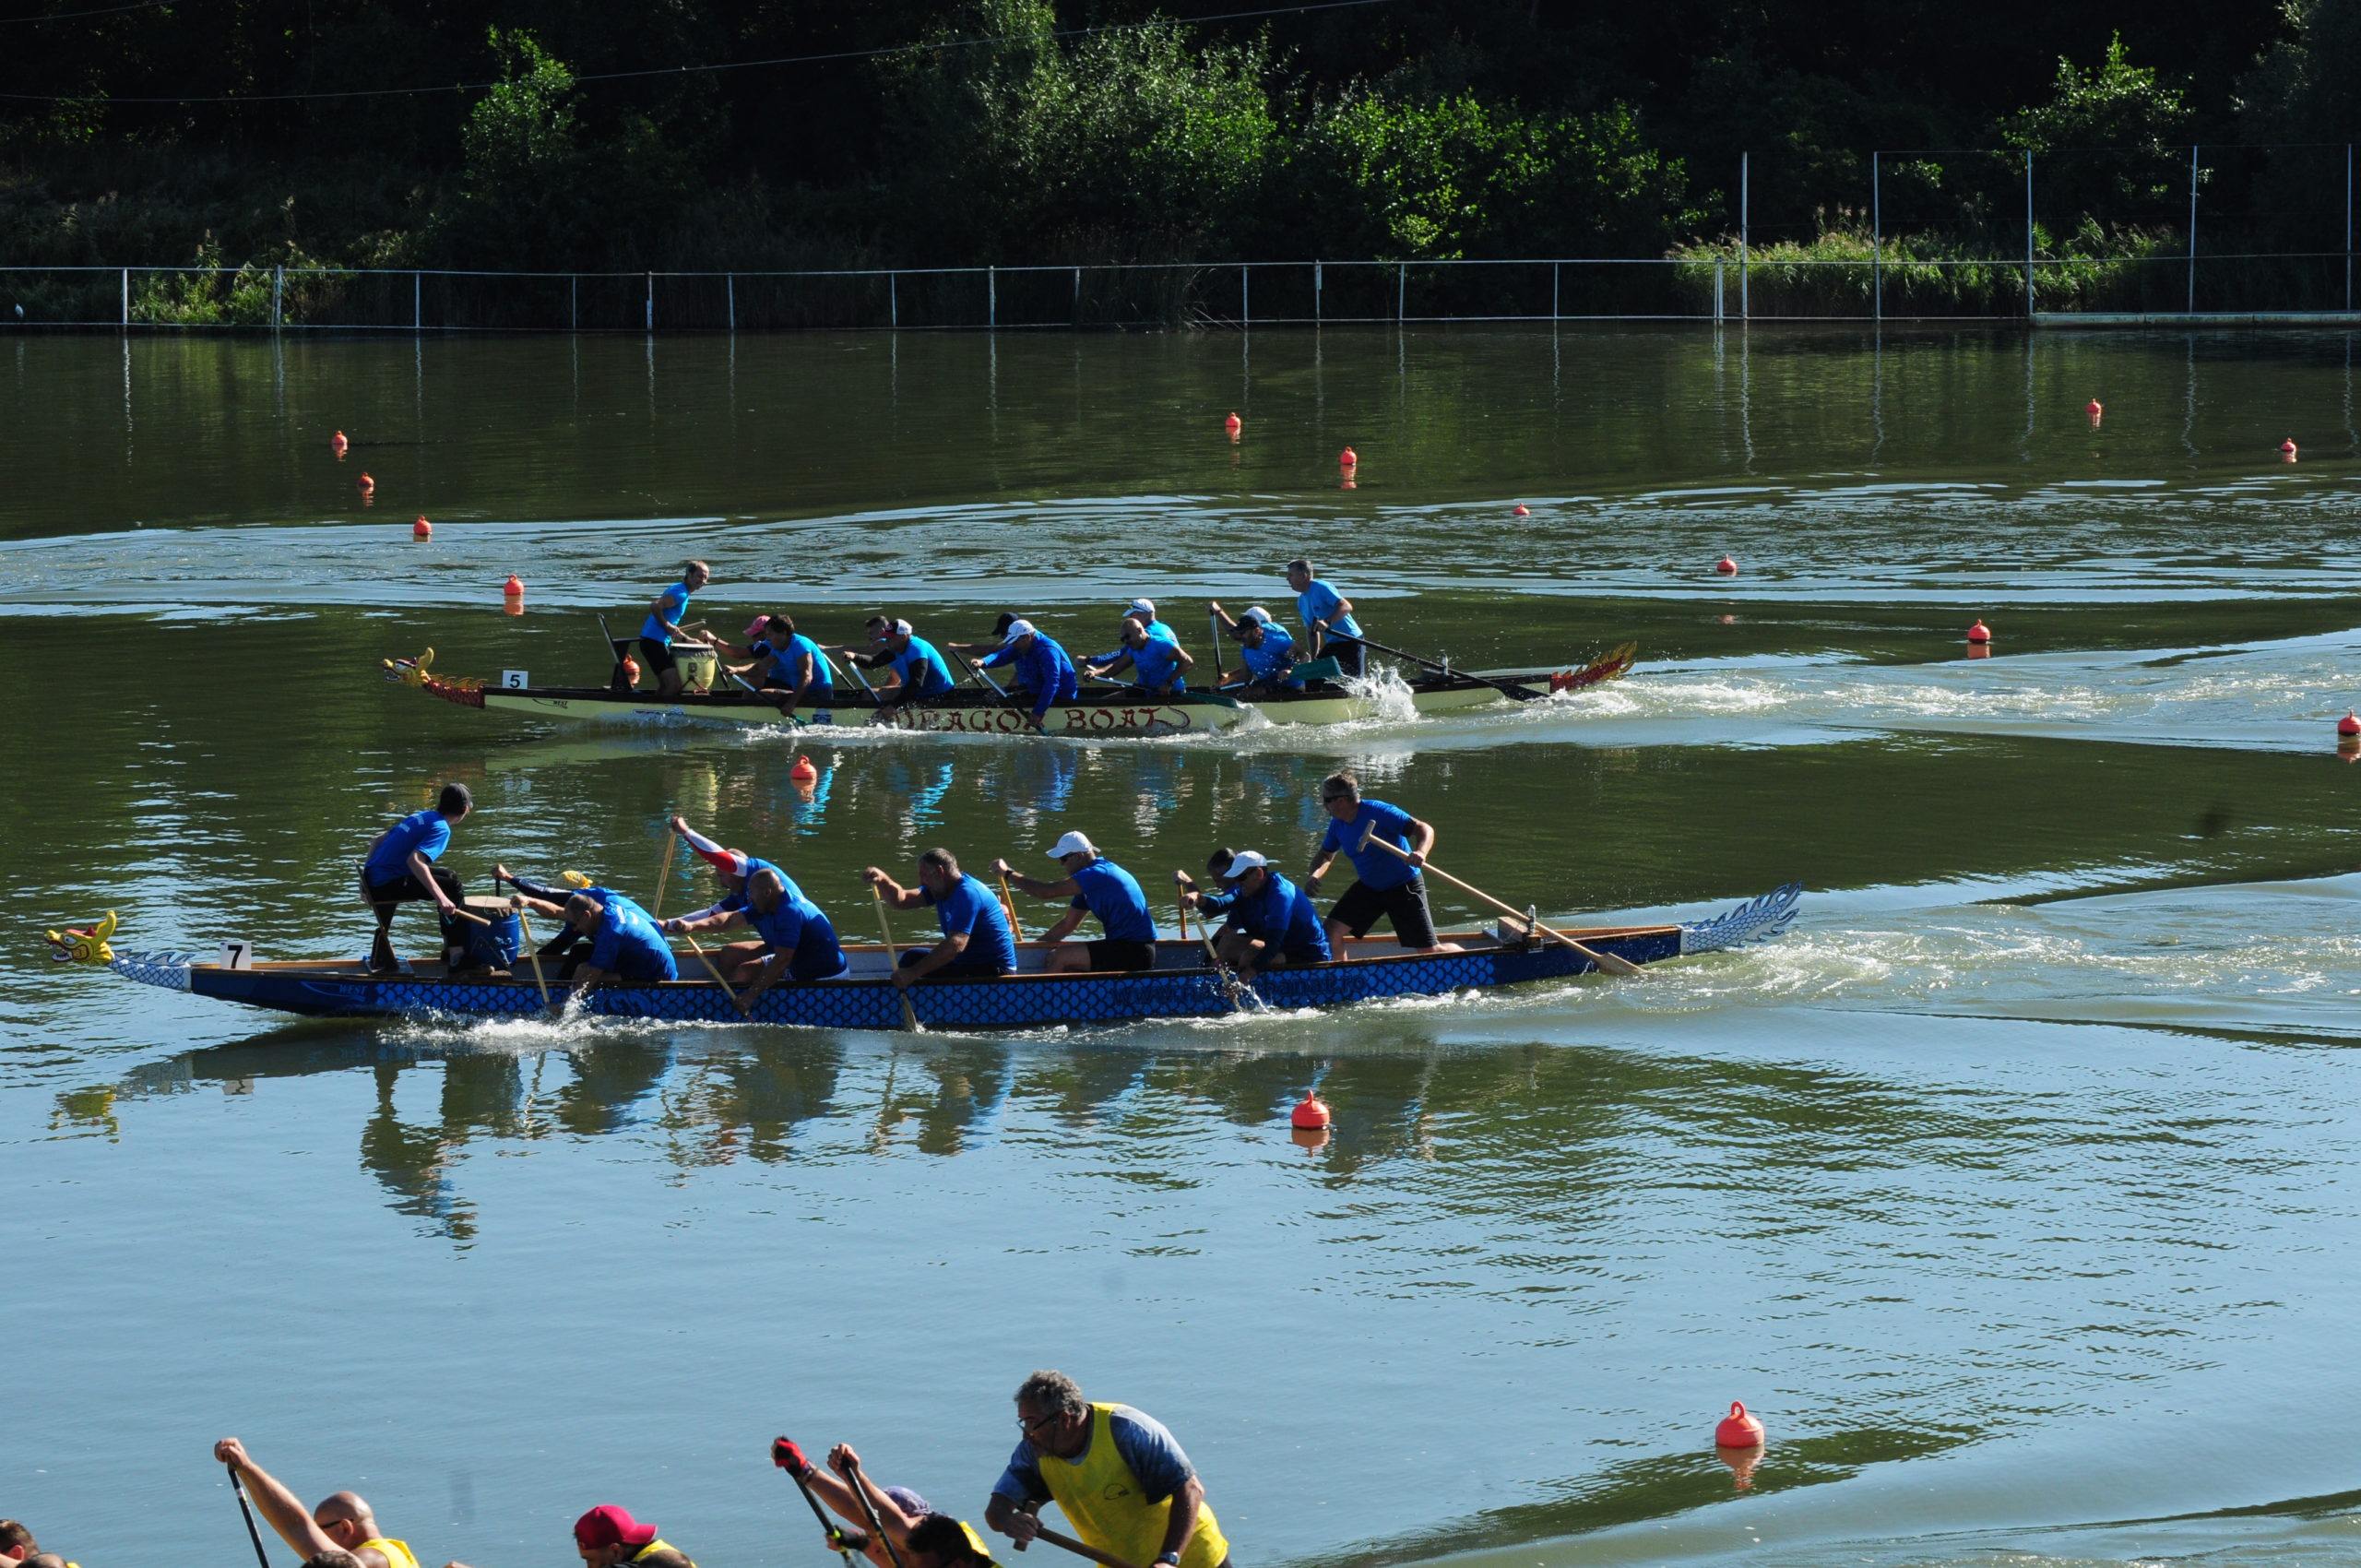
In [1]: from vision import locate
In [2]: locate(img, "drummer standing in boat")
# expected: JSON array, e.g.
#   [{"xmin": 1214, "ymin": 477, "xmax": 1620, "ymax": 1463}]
[
  {"xmin": 360, "ymin": 782, "xmax": 472, "ymax": 974},
  {"xmin": 1284, "ymin": 558, "xmax": 1365, "ymax": 677},
  {"xmin": 1305, "ymin": 769, "xmax": 1442, "ymax": 952},
  {"xmin": 639, "ymin": 560, "xmax": 714, "ymax": 699},
  {"xmin": 986, "ymin": 1370, "xmax": 1228, "ymax": 1568}
]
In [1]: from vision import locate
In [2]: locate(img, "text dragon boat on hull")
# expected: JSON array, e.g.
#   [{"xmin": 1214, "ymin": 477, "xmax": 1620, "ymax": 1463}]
[
  {"xmin": 383, "ymin": 645, "xmax": 1636, "ymax": 736},
  {"xmin": 107, "ymin": 885, "xmax": 1797, "ymax": 1032}
]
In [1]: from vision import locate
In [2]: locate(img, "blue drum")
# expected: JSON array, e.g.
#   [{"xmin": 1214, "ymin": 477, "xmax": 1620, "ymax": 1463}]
[{"xmin": 462, "ymin": 905, "xmax": 522, "ymax": 968}]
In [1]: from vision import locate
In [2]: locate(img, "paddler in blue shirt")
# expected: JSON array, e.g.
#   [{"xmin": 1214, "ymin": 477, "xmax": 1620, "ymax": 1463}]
[
  {"xmin": 718, "ymin": 612, "xmax": 836, "ymax": 719},
  {"xmin": 558, "ymin": 891, "xmax": 679, "ymax": 988},
  {"xmin": 1285, "ymin": 556, "xmax": 1366, "ymax": 677},
  {"xmin": 1122, "ymin": 598, "xmax": 1182, "ymax": 648},
  {"xmin": 1305, "ymin": 768, "xmax": 1442, "ymax": 952},
  {"xmin": 1084, "ymin": 612, "xmax": 1193, "ymax": 695},
  {"xmin": 991, "ymin": 830, "xmax": 1157, "ymax": 972},
  {"xmin": 978, "ymin": 619, "xmax": 1077, "ymax": 731},
  {"xmin": 360, "ymin": 781, "xmax": 473, "ymax": 974},
  {"xmin": 1210, "ymin": 850, "xmax": 1330, "ymax": 980},
  {"xmin": 1207, "ymin": 602, "xmax": 1302, "ymax": 691},
  {"xmin": 639, "ymin": 559, "xmax": 714, "ymax": 698},
  {"xmin": 666, "ymin": 866, "xmax": 847, "ymax": 1012},
  {"xmin": 829, "ymin": 616, "xmax": 955, "ymax": 724},
  {"xmin": 865, "ymin": 849, "xmax": 1018, "ymax": 986}
]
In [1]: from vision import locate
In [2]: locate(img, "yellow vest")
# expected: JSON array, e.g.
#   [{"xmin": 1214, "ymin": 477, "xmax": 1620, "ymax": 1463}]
[
  {"xmin": 1035, "ymin": 1404, "xmax": 1227, "ymax": 1568},
  {"xmin": 631, "ymin": 1540, "xmax": 695, "ymax": 1568},
  {"xmin": 957, "ymin": 1519, "xmax": 1003, "ymax": 1568},
  {"xmin": 359, "ymin": 1539, "xmax": 419, "ymax": 1568}
]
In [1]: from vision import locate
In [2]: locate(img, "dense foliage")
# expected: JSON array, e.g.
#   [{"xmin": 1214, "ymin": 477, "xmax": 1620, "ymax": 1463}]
[{"xmin": 0, "ymin": 0, "xmax": 2354, "ymax": 291}]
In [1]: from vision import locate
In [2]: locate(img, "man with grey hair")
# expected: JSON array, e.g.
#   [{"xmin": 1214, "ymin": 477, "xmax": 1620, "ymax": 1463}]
[{"xmin": 984, "ymin": 1372, "xmax": 1228, "ymax": 1568}]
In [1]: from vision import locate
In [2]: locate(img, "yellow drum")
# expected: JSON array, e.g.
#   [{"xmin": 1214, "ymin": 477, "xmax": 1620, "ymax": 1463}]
[{"xmin": 672, "ymin": 642, "xmax": 718, "ymax": 693}]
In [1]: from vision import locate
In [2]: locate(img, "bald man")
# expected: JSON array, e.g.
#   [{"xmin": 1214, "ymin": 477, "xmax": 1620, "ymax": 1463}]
[{"xmin": 213, "ymin": 1439, "xmax": 420, "ymax": 1568}]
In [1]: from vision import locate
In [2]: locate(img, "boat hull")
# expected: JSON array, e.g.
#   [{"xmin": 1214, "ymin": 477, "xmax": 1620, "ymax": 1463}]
[
  {"xmin": 476, "ymin": 689, "xmax": 1248, "ymax": 735},
  {"xmin": 106, "ymin": 885, "xmax": 1799, "ymax": 1033}
]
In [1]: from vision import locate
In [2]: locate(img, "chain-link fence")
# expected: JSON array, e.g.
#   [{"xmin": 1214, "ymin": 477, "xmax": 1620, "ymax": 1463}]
[{"xmin": 7, "ymin": 144, "xmax": 2357, "ymax": 330}]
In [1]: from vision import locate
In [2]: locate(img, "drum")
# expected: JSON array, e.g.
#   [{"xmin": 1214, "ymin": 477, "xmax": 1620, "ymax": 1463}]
[
  {"xmin": 672, "ymin": 641, "xmax": 718, "ymax": 693},
  {"xmin": 461, "ymin": 901, "xmax": 522, "ymax": 968}
]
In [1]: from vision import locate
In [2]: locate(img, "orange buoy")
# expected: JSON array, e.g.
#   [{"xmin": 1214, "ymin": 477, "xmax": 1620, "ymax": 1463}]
[
  {"xmin": 411, "ymin": 516, "xmax": 432, "ymax": 540},
  {"xmin": 1224, "ymin": 411, "xmax": 1242, "ymax": 435},
  {"xmin": 359, "ymin": 471, "xmax": 374, "ymax": 492},
  {"xmin": 2085, "ymin": 399, "xmax": 2102, "ymax": 421},
  {"xmin": 1290, "ymin": 1092, "xmax": 1331, "ymax": 1130},
  {"xmin": 1339, "ymin": 445, "xmax": 1358, "ymax": 467},
  {"xmin": 788, "ymin": 754, "xmax": 819, "ymax": 781},
  {"xmin": 1513, "ymin": 504, "xmax": 1531, "ymax": 517},
  {"xmin": 1714, "ymin": 1401, "xmax": 1764, "ymax": 1448},
  {"xmin": 2340, "ymin": 711, "xmax": 2360, "ymax": 738},
  {"xmin": 1714, "ymin": 554, "xmax": 1738, "ymax": 576},
  {"xmin": 331, "ymin": 429, "xmax": 349, "ymax": 457},
  {"xmin": 1967, "ymin": 619, "xmax": 1991, "ymax": 644},
  {"xmin": 502, "ymin": 573, "xmax": 524, "ymax": 599},
  {"xmin": 622, "ymin": 656, "xmax": 641, "ymax": 687}
]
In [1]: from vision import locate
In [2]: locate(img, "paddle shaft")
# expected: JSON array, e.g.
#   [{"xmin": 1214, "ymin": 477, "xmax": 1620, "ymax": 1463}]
[
  {"xmin": 228, "ymin": 1463, "xmax": 275, "ymax": 1568},
  {"xmin": 682, "ymin": 929, "xmax": 739, "ymax": 1004},
  {"xmin": 783, "ymin": 1466, "xmax": 855, "ymax": 1568},
  {"xmin": 839, "ymin": 1456, "xmax": 908, "ymax": 1568},
  {"xmin": 1207, "ymin": 611, "xmax": 1225, "ymax": 686},
  {"xmin": 1326, "ymin": 631, "xmax": 1543, "ymax": 701},
  {"xmin": 1356, "ymin": 829, "xmax": 1643, "ymax": 977},
  {"xmin": 1029, "ymin": 1525, "xmax": 1149, "ymax": 1568},
  {"xmin": 516, "ymin": 910, "xmax": 554, "ymax": 1009},
  {"xmin": 996, "ymin": 872, "xmax": 1026, "ymax": 938},
  {"xmin": 653, "ymin": 830, "xmax": 679, "ymax": 920},
  {"xmin": 871, "ymin": 883, "xmax": 920, "ymax": 1031}
]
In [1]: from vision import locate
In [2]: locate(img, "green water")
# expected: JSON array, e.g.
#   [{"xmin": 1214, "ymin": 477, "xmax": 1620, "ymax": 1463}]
[{"xmin": 8, "ymin": 325, "xmax": 2361, "ymax": 1568}]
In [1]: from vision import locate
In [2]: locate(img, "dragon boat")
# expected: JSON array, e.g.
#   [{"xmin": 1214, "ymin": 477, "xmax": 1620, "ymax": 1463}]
[
  {"xmin": 383, "ymin": 643, "xmax": 1637, "ymax": 737},
  {"xmin": 101, "ymin": 885, "xmax": 1797, "ymax": 1032}
]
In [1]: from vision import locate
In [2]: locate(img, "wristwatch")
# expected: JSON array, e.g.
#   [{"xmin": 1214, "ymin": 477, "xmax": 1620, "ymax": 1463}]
[{"xmin": 1156, "ymin": 1554, "xmax": 1181, "ymax": 1565}]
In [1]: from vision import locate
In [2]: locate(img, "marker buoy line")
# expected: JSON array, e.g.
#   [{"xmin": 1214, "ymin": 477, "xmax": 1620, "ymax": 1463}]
[
  {"xmin": 1339, "ymin": 445, "xmax": 1358, "ymax": 467},
  {"xmin": 503, "ymin": 573, "xmax": 524, "ymax": 599},
  {"xmin": 1714, "ymin": 554, "xmax": 1738, "ymax": 576},
  {"xmin": 788, "ymin": 754, "xmax": 819, "ymax": 781},
  {"xmin": 1714, "ymin": 1401, "xmax": 1764, "ymax": 1448},
  {"xmin": 1290, "ymin": 1092, "xmax": 1331, "ymax": 1130},
  {"xmin": 1967, "ymin": 620, "xmax": 1991, "ymax": 644},
  {"xmin": 2340, "ymin": 711, "xmax": 2360, "ymax": 738},
  {"xmin": 1513, "ymin": 504, "xmax": 1531, "ymax": 517},
  {"xmin": 330, "ymin": 430, "xmax": 349, "ymax": 456},
  {"xmin": 411, "ymin": 516, "xmax": 432, "ymax": 540}
]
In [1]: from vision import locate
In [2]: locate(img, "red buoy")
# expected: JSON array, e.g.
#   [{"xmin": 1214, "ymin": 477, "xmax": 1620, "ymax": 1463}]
[
  {"xmin": 1714, "ymin": 1401, "xmax": 1764, "ymax": 1449},
  {"xmin": 503, "ymin": 574, "xmax": 524, "ymax": 599},
  {"xmin": 2085, "ymin": 399, "xmax": 2102, "ymax": 419},
  {"xmin": 1339, "ymin": 445, "xmax": 1358, "ymax": 468},
  {"xmin": 331, "ymin": 429, "xmax": 349, "ymax": 457},
  {"xmin": 2340, "ymin": 711, "xmax": 2359, "ymax": 738},
  {"xmin": 1714, "ymin": 554, "xmax": 1738, "ymax": 576},
  {"xmin": 1967, "ymin": 620, "xmax": 1991, "ymax": 644},
  {"xmin": 788, "ymin": 754, "xmax": 819, "ymax": 781},
  {"xmin": 1224, "ymin": 411, "xmax": 1242, "ymax": 434},
  {"xmin": 1290, "ymin": 1092, "xmax": 1331, "ymax": 1130},
  {"xmin": 411, "ymin": 516, "xmax": 432, "ymax": 540},
  {"xmin": 2282, "ymin": 437, "xmax": 2300, "ymax": 460},
  {"xmin": 1513, "ymin": 504, "xmax": 1531, "ymax": 517},
  {"xmin": 622, "ymin": 656, "xmax": 641, "ymax": 686}
]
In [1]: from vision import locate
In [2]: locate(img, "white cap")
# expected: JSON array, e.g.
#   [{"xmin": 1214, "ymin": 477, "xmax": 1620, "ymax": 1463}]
[
  {"xmin": 1227, "ymin": 849, "xmax": 1269, "ymax": 873},
  {"xmin": 1240, "ymin": 605, "xmax": 1271, "ymax": 625},
  {"xmin": 1001, "ymin": 618, "xmax": 1036, "ymax": 647},
  {"xmin": 1125, "ymin": 598, "xmax": 1157, "ymax": 619},
  {"xmin": 891, "ymin": 618, "xmax": 913, "ymax": 636},
  {"xmin": 1048, "ymin": 831, "xmax": 1097, "ymax": 859}
]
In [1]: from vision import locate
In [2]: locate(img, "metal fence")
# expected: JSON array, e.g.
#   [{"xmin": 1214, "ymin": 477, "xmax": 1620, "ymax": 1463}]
[{"xmin": 6, "ymin": 143, "xmax": 2359, "ymax": 331}]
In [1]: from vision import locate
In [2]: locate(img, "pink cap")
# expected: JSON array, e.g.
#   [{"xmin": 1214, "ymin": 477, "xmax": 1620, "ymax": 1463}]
[
  {"xmin": 744, "ymin": 617, "xmax": 770, "ymax": 639},
  {"xmin": 575, "ymin": 1507, "xmax": 658, "ymax": 1550}
]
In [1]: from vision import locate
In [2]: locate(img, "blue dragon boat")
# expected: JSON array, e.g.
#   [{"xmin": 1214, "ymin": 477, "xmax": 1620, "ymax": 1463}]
[{"xmin": 102, "ymin": 887, "xmax": 1798, "ymax": 1031}]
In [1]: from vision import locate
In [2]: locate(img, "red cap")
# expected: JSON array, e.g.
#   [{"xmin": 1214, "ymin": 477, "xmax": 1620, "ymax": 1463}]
[{"xmin": 575, "ymin": 1506, "xmax": 658, "ymax": 1550}]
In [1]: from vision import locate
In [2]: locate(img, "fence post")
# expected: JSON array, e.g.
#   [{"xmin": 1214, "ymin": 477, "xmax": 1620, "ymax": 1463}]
[
  {"xmin": 890, "ymin": 271, "xmax": 899, "ymax": 329},
  {"xmin": 1396, "ymin": 261, "xmax": 1406, "ymax": 322},
  {"xmin": 988, "ymin": 266, "xmax": 996, "ymax": 328},
  {"xmin": 2023, "ymin": 149, "xmax": 2035, "ymax": 318},
  {"xmin": 1552, "ymin": 261, "xmax": 1560, "ymax": 321},
  {"xmin": 2345, "ymin": 144, "xmax": 2353, "ymax": 313},
  {"xmin": 272, "ymin": 264, "xmax": 283, "ymax": 328},
  {"xmin": 570, "ymin": 275, "xmax": 578, "ymax": 330},
  {"xmin": 727, "ymin": 273, "xmax": 735, "ymax": 332},
  {"xmin": 1240, "ymin": 264, "xmax": 1249, "ymax": 326},
  {"xmin": 1871, "ymin": 149, "xmax": 1880, "ymax": 323},
  {"xmin": 1314, "ymin": 260, "xmax": 1323, "ymax": 323},
  {"xmin": 646, "ymin": 271, "xmax": 654, "ymax": 332},
  {"xmin": 1714, "ymin": 258, "xmax": 1725, "ymax": 323},
  {"xmin": 1073, "ymin": 266, "xmax": 1081, "ymax": 327},
  {"xmin": 414, "ymin": 270, "xmax": 422, "ymax": 332},
  {"xmin": 1739, "ymin": 152, "xmax": 1750, "ymax": 320},
  {"xmin": 121, "ymin": 267, "xmax": 129, "ymax": 328},
  {"xmin": 2187, "ymin": 143, "xmax": 2199, "ymax": 315}
]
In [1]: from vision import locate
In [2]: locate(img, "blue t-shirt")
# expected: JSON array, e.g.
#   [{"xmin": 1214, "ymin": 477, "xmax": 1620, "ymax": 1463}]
[
  {"xmin": 1239, "ymin": 624, "xmax": 1301, "ymax": 688},
  {"xmin": 1144, "ymin": 618, "xmax": 1180, "ymax": 647},
  {"xmin": 1233, "ymin": 871, "xmax": 1332, "ymax": 962},
  {"xmin": 747, "ymin": 891, "xmax": 848, "ymax": 979},
  {"xmin": 891, "ymin": 636, "xmax": 955, "ymax": 696},
  {"xmin": 1297, "ymin": 579, "xmax": 1361, "ymax": 642},
  {"xmin": 754, "ymin": 634, "xmax": 836, "ymax": 691},
  {"xmin": 922, "ymin": 873, "xmax": 1017, "ymax": 971},
  {"xmin": 364, "ymin": 809, "xmax": 452, "ymax": 885},
  {"xmin": 1016, "ymin": 636, "xmax": 1080, "ymax": 718},
  {"xmin": 587, "ymin": 894, "xmax": 680, "ymax": 981},
  {"xmin": 640, "ymin": 581, "xmax": 692, "ymax": 644},
  {"xmin": 1068, "ymin": 858, "xmax": 1156, "ymax": 943},
  {"xmin": 994, "ymin": 1405, "xmax": 1198, "ymax": 1509},
  {"xmin": 1320, "ymin": 799, "xmax": 1422, "ymax": 891},
  {"xmin": 1113, "ymin": 636, "xmax": 1185, "ymax": 693},
  {"xmin": 720, "ymin": 857, "xmax": 801, "ymax": 913}
]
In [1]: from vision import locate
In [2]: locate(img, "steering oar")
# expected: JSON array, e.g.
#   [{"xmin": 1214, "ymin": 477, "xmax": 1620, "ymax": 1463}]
[{"xmin": 1357, "ymin": 826, "xmax": 1643, "ymax": 977}]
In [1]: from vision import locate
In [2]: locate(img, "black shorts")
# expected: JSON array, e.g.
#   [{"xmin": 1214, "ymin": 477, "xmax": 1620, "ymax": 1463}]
[
  {"xmin": 639, "ymin": 636, "xmax": 679, "ymax": 674},
  {"xmin": 759, "ymin": 676, "xmax": 833, "ymax": 705},
  {"xmin": 898, "ymin": 948, "xmax": 1012, "ymax": 978},
  {"xmin": 1320, "ymin": 639, "xmax": 1367, "ymax": 678},
  {"xmin": 1086, "ymin": 938, "xmax": 1157, "ymax": 971},
  {"xmin": 1329, "ymin": 877, "xmax": 1436, "ymax": 947}
]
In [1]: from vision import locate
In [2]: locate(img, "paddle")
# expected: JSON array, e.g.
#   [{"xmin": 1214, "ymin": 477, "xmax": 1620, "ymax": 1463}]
[
  {"xmin": 228, "ymin": 1462, "xmax": 275, "ymax": 1568},
  {"xmin": 1028, "ymin": 1524, "xmax": 1149, "ymax": 1568},
  {"xmin": 652, "ymin": 830, "xmax": 679, "ymax": 920},
  {"xmin": 769, "ymin": 1439, "xmax": 855, "ymax": 1568},
  {"xmin": 1328, "ymin": 632, "xmax": 1546, "ymax": 702},
  {"xmin": 514, "ymin": 908, "xmax": 554, "ymax": 1010},
  {"xmin": 836, "ymin": 1453, "xmax": 907, "ymax": 1568},
  {"xmin": 946, "ymin": 644, "xmax": 1037, "ymax": 731},
  {"xmin": 1357, "ymin": 826, "xmax": 1643, "ymax": 977},
  {"xmin": 996, "ymin": 871, "xmax": 1026, "ymax": 939},
  {"xmin": 1207, "ymin": 611, "xmax": 1225, "ymax": 688},
  {"xmin": 681, "ymin": 929, "xmax": 740, "ymax": 1007},
  {"xmin": 870, "ymin": 882, "xmax": 920, "ymax": 1031}
]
